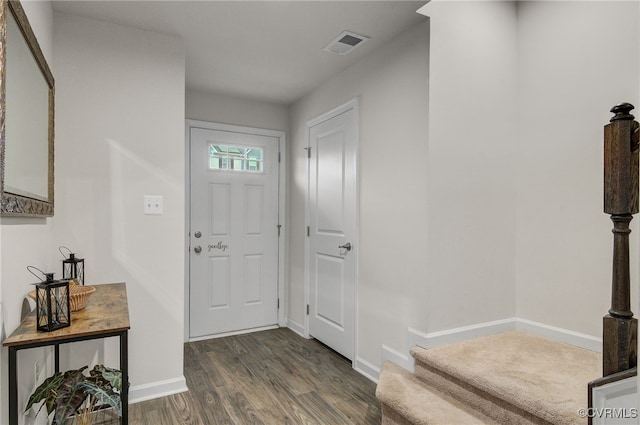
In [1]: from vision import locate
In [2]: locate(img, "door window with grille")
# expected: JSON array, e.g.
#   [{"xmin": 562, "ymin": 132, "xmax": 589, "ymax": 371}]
[{"xmin": 209, "ymin": 144, "xmax": 263, "ymax": 173}]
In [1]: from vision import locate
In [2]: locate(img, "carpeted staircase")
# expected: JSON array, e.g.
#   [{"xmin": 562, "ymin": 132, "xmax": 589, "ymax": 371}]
[{"xmin": 376, "ymin": 331, "xmax": 602, "ymax": 425}]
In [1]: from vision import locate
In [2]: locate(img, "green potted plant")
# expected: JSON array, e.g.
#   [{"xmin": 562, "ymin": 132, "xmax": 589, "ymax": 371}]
[{"xmin": 25, "ymin": 364, "xmax": 122, "ymax": 425}]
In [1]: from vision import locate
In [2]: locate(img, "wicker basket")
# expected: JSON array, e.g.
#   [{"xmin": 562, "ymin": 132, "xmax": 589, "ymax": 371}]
[{"xmin": 28, "ymin": 285, "xmax": 96, "ymax": 312}]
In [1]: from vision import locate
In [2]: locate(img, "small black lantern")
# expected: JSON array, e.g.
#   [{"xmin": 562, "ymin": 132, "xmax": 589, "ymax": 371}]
[
  {"xmin": 34, "ymin": 273, "xmax": 71, "ymax": 332},
  {"xmin": 61, "ymin": 247, "xmax": 85, "ymax": 286}
]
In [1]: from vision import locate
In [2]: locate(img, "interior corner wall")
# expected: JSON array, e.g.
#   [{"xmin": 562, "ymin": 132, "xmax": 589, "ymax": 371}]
[
  {"xmin": 52, "ymin": 11, "xmax": 186, "ymax": 400},
  {"xmin": 515, "ymin": 1, "xmax": 640, "ymax": 337},
  {"xmin": 0, "ymin": 2, "xmax": 55, "ymax": 424},
  {"xmin": 422, "ymin": 1, "xmax": 518, "ymax": 333},
  {"xmin": 289, "ymin": 21, "xmax": 430, "ymax": 367}
]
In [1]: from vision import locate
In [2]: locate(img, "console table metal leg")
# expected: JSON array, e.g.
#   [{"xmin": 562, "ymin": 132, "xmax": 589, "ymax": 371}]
[
  {"xmin": 120, "ymin": 331, "xmax": 128, "ymax": 424},
  {"xmin": 9, "ymin": 347, "xmax": 17, "ymax": 425},
  {"xmin": 54, "ymin": 343, "xmax": 60, "ymax": 373}
]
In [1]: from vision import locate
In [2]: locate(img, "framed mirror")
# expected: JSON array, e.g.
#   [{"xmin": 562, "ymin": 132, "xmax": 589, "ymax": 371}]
[{"xmin": 0, "ymin": 0, "xmax": 55, "ymax": 217}]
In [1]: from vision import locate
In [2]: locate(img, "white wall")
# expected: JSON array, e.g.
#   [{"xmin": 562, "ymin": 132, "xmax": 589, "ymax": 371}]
[
  {"xmin": 186, "ymin": 90, "xmax": 289, "ymax": 132},
  {"xmin": 1, "ymin": 0, "xmax": 55, "ymax": 333},
  {"xmin": 0, "ymin": 2, "xmax": 55, "ymax": 423},
  {"xmin": 289, "ymin": 21, "xmax": 430, "ymax": 367},
  {"xmin": 515, "ymin": 1, "xmax": 640, "ymax": 336},
  {"xmin": 52, "ymin": 11, "xmax": 187, "ymax": 403},
  {"xmin": 422, "ymin": 0, "xmax": 518, "ymax": 334},
  {"xmin": 421, "ymin": 0, "xmax": 639, "ymax": 340},
  {"xmin": 0, "ymin": 222, "xmax": 55, "ymax": 425}
]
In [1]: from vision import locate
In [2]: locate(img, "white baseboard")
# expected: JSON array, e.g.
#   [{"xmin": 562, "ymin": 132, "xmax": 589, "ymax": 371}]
[
  {"xmin": 380, "ymin": 317, "xmax": 603, "ymax": 375},
  {"xmin": 355, "ymin": 356, "xmax": 380, "ymax": 383},
  {"xmin": 382, "ymin": 343, "xmax": 413, "ymax": 372},
  {"xmin": 129, "ymin": 376, "xmax": 188, "ymax": 404},
  {"xmin": 515, "ymin": 318, "xmax": 602, "ymax": 352},
  {"xmin": 381, "ymin": 321, "xmax": 515, "ymax": 375},
  {"xmin": 409, "ymin": 318, "xmax": 516, "ymax": 351},
  {"xmin": 286, "ymin": 318, "xmax": 306, "ymax": 338}
]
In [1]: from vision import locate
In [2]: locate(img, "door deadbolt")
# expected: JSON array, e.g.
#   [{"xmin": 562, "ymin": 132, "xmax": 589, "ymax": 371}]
[
  {"xmin": 194, "ymin": 246, "xmax": 202, "ymax": 254},
  {"xmin": 194, "ymin": 231, "xmax": 202, "ymax": 238}
]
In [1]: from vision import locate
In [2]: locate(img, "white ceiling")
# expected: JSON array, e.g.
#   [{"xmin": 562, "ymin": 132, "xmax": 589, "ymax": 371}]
[{"xmin": 51, "ymin": 1, "xmax": 427, "ymax": 105}]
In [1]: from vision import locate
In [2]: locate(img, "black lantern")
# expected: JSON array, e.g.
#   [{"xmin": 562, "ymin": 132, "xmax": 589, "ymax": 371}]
[
  {"xmin": 34, "ymin": 273, "xmax": 71, "ymax": 332},
  {"xmin": 61, "ymin": 247, "xmax": 85, "ymax": 286}
]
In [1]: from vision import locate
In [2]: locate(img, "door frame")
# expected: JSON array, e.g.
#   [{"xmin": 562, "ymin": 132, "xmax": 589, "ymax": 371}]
[
  {"xmin": 184, "ymin": 119, "xmax": 287, "ymax": 342},
  {"xmin": 304, "ymin": 97, "xmax": 360, "ymax": 363}
]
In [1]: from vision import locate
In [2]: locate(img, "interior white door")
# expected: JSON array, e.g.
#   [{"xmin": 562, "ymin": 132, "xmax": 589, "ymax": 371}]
[
  {"xmin": 190, "ymin": 125, "xmax": 279, "ymax": 338},
  {"xmin": 308, "ymin": 104, "xmax": 357, "ymax": 360}
]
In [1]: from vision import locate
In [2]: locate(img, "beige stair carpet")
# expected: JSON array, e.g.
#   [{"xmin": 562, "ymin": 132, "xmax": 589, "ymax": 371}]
[
  {"xmin": 412, "ymin": 331, "xmax": 601, "ymax": 425},
  {"xmin": 376, "ymin": 361, "xmax": 498, "ymax": 425},
  {"xmin": 415, "ymin": 358, "xmax": 550, "ymax": 424}
]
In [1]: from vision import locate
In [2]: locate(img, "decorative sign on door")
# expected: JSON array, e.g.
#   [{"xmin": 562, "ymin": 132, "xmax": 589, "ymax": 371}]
[{"xmin": 208, "ymin": 241, "xmax": 228, "ymax": 252}]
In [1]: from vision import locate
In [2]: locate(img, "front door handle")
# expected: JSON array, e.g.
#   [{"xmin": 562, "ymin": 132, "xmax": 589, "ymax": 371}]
[
  {"xmin": 338, "ymin": 242, "xmax": 352, "ymax": 251},
  {"xmin": 194, "ymin": 246, "xmax": 202, "ymax": 254}
]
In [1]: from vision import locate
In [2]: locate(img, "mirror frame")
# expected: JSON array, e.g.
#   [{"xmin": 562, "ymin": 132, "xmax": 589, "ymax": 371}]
[{"xmin": 0, "ymin": 0, "xmax": 55, "ymax": 217}]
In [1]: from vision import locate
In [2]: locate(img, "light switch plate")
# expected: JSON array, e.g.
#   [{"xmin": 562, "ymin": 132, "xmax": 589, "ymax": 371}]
[{"xmin": 144, "ymin": 195, "xmax": 163, "ymax": 215}]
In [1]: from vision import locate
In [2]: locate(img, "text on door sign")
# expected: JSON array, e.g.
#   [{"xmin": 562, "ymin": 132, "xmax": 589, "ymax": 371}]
[{"xmin": 208, "ymin": 242, "xmax": 229, "ymax": 252}]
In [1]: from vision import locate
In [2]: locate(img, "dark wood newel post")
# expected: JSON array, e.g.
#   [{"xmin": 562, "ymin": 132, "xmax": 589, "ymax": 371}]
[
  {"xmin": 609, "ymin": 214, "xmax": 633, "ymax": 318},
  {"xmin": 603, "ymin": 102, "xmax": 639, "ymax": 376}
]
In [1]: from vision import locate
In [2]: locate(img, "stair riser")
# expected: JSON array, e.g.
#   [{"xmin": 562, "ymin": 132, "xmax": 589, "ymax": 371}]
[
  {"xmin": 414, "ymin": 360, "xmax": 551, "ymax": 425},
  {"xmin": 377, "ymin": 361, "xmax": 500, "ymax": 425}
]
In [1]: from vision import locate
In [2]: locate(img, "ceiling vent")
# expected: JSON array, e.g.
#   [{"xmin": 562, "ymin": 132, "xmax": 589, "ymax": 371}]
[{"xmin": 323, "ymin": 31, "xmax": 369, "ymax": 56}]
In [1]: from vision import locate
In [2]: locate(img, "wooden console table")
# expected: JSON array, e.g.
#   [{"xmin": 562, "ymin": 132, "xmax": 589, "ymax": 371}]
[{"xmin": 3, "ymin": 282, "xmax": 130, "ymax": 425}]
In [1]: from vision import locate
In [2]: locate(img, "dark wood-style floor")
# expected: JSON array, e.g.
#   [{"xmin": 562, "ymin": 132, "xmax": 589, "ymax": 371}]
[{"xmin": 128, "ymin": 328, "xmax": 381, "ymax": 424}]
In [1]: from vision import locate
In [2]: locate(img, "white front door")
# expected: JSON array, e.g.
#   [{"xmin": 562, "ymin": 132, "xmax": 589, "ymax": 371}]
[
  {"xmin": 307, "ymin": 100, "xmax": 358, "ymax": 360},
  {"xmin": 189, "ymin": 124, "xmax": 280, "ymax": 338}
]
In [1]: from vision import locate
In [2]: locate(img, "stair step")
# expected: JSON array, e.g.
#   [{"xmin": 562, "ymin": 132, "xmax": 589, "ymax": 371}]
[
  {"xmin": 376, "ymin": 361, "xmax": 498, "ymax": 425},
  {"xmin": 412, "ymin": 331, "xmax": 602, "ymax": 425}
]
